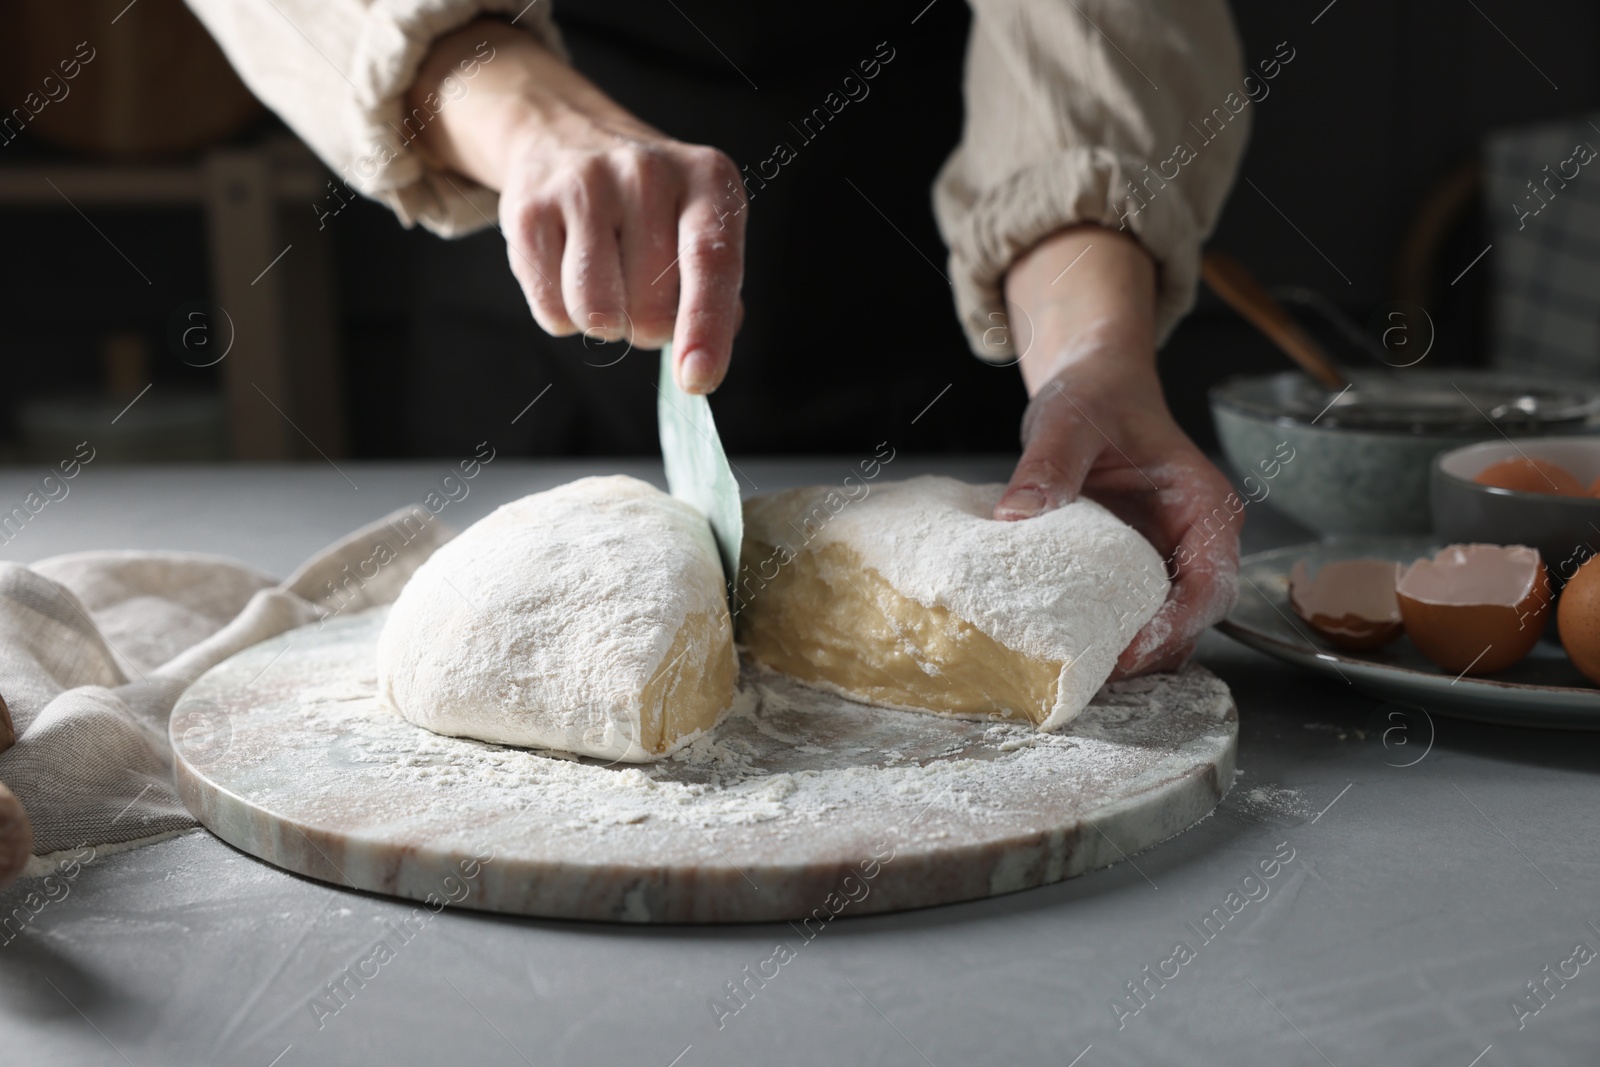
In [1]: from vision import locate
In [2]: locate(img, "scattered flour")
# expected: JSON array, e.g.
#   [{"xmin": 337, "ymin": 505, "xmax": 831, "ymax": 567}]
[
  {"xmin": 19, "ymin": 828, "xmax": 204, "ymax": 880},
  {"xmin": 168, "ymin": 606, "xmax": 1242, "ymax": 887},
  {"xmin": 1230, "ymin": 778, "xmax": 1311, "ymax": 820},
  {"xmin": 275, "ymin": 645, "xmax": 1238, "ymax": 848},
  {"xmin": 1302, "ymin": 722, "xmax": 1367, "ymax": 743}
]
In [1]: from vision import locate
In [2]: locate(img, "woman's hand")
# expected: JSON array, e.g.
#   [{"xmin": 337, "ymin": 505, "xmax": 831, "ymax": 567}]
[
  {"xmin": 997, "ymin": 226, "xmax": 1240, "ymax": 676},
  {"xmin": 0, "ymin": 782, "xmax": 31, "ymax": 889},
  {"xmin": 408, "ymin": 20, "xmax": 746, "ymax": 394}
]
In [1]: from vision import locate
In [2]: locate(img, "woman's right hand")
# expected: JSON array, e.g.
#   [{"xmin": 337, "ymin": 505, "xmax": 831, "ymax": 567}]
[
  {"xmin": 0, "ymin": 783, "xmax": 31, "ymax": 889},
  {"xmin": 409, "ymin": 19, "xmax": 747, "ymax": 394}
]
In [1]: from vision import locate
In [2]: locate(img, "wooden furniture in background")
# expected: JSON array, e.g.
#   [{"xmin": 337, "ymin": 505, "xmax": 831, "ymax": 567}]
[
  {"xmin": 0, "ymin": 0, "xmax": 346, "ymax": 460},
  {"xmin": 0, "ymin": 139, "xmax": 346, "ymax": 460},
  {"xmin": 0, "ymin": 0, "xmax": 263, "ymax": 159}
]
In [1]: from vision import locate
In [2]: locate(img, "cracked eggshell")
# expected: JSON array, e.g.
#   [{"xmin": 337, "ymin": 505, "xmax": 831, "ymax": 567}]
[
  {"xmin": 1557, "ymin": 554, "xmax": 1600, "ymax": 685},
  {"xmin": 1288, "ymin": 558, "xmax": 1403, "ymax": 650},
  {"xmin": 1395, "ymin": 544, "xmax": 1550, "ymax": 675}
]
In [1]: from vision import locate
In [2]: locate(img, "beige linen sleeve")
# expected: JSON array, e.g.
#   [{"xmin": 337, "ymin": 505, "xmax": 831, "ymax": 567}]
[
  {"xmin": 934, "ymin": 0, "xmax": 1250, "ymax": 360},
  {"xmin": 183, "ymin": 0, "xmax": 565, "ymax": 236}
]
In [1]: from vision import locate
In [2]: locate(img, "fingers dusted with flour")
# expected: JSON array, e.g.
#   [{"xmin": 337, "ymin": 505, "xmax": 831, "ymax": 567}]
[
  {"xmin": 995, "ymin": 382, "xmax": 1106, "ymax": 519},
  {"xmin": 1105, "ymin": 450, "xmax": 1242, "ymax": 678},
  {"xmin": 407, "ymin": 19, "xmax": 747, "ymax": 394},
  {"xmin": 1005, "ymin": 368, "xmax": 1242, "ymax": 677}
]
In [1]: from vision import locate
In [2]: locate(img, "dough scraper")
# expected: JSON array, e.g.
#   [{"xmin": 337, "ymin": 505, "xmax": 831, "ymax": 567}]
[{"xmin": 657, "ymin": 342, "xmax": 744, "ymax": 610}]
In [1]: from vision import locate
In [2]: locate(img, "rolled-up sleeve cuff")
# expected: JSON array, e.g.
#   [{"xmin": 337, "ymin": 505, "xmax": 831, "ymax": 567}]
[
  {"xmin": 343, "ymin": 0, "xmax": 566, "ymax": 237},
  {"xmin": 939, "ymin": 145, "xmax": 1205, "ymax": 364}
]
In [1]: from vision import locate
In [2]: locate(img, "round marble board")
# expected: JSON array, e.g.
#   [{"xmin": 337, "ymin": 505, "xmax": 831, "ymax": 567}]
[{"xmin": 172, "ymin": 606, "xmax": 1237, "ymax": 923}]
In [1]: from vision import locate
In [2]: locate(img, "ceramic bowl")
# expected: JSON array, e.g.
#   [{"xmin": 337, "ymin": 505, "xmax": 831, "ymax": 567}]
[
  {"xmin": 1431, "ymin": 437, "xmax": 1600, "ymax": 582},
  {"xmin": 1210, "ymin": 370, "xmax": 1600, "ymax": 537}
]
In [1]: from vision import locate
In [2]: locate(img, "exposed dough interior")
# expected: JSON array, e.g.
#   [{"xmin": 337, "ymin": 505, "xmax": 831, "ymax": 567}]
[
  {"xmin": 739, "ymin": 540, "xmax": 1062, "ymax": 724},
  {"xmin": 639, "ymin": 609, "xmax": 736, "ymax": 754}
]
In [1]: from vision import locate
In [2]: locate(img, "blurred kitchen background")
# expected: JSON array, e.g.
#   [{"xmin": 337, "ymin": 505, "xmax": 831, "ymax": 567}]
[{"xmin": 1, "ymin": 0, "xmax": 1598, "ymax": 464}]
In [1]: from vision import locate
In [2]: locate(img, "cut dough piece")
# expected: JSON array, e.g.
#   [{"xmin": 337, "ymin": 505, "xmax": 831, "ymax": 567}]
[
  {"xmin": 377, "ymin": 476, "xmax": 736, "ymax": 762},
  {"xmin": 737, "ymin": 476, "xmax": 1168, "ymax": 730}
]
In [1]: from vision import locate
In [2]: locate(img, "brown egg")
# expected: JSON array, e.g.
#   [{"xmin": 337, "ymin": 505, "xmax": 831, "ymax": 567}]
[
  {"xmin": 1473, "ymin": 457, "xmax": 1586, "ymax": 496},
  {"xmin": 1396, "ymin": 544, "xmax": 1550, "ymax": 675},
  {"xmin": 1589, "ymin": 474, "xmax": 1600, "ymax": 499},
  {"xmin": 1289, "ymin": 558, "xmax": 1403, "ymax": 650},
  {"xmin": 1557, "ymin": 554, "xmax": 1600, "ymax": 684}
]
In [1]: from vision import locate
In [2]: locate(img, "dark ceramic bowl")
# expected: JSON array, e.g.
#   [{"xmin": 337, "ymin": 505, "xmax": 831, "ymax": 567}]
[
  {"xmin": 1431, "ymin": 437, "xmax": 1600, "ymax": 582},
  {"xmin": 1211, "ymin": 370, "xmax": 1600, "ymax": 536}
]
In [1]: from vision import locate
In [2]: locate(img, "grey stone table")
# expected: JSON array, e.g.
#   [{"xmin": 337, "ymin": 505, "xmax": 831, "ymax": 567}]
[{"xmin": 1, "ymin": 458, "xmax": 1595, "ymax": 1067}]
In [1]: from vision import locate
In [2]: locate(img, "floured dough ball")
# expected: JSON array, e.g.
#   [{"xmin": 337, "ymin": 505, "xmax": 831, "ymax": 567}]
[
  {"xmin": 737, "ymin": 476, "xmax": 1168, "ymax": 730},
  {"xmin": 377, "ymin": 476, "xmax": 736, "ymax": 762}
]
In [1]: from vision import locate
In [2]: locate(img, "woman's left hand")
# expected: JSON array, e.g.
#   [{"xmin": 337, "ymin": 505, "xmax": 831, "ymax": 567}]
[{"xmin": 995, "ymin": 226, "xmax": 1242, "ymax": 677}]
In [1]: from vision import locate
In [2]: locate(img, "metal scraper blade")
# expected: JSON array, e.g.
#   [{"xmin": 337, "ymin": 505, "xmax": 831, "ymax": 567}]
[{"xmin": 657, "ymin": 343, "xmax": 743, "ymax": 609}]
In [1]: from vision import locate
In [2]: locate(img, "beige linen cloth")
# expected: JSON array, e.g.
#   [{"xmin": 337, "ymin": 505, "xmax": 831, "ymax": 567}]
[
  {"xmin": 0, "ymin": 508, "xmax": 452, "ymax": 857},
  {"xmin": 182, "ymin": 0, "xmax": 1248, "ymax": 358}
]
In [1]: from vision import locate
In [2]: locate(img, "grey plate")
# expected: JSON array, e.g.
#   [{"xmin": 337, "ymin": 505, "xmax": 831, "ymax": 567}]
[{"xmin": 1219, "ymin": 537, "xmax": 1600, "ymax": 729}]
